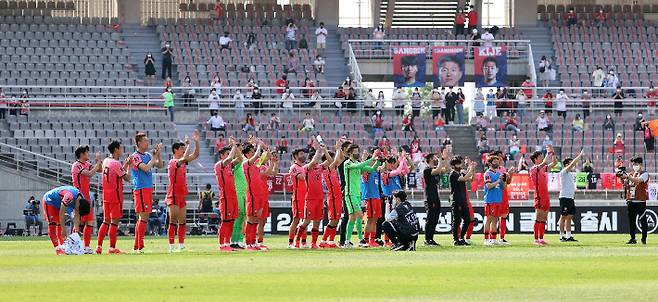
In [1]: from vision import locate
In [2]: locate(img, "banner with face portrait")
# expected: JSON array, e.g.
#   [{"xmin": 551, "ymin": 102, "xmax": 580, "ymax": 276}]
[
  {"xmin": 392, "ymin": 46, "xmax": 426, "ymax": 88},
  {"xmin": 474, "ymin": 46, "xmax": 507, "ymax": 88},
  {"xmin": 432, "ymin": 46, "xmax": 465, "ymax": 88}
]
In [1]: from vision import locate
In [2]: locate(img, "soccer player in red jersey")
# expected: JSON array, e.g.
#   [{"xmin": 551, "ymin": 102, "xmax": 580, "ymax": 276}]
[
  {"xmin": 319, "ymin": 140, "xmax": 347, "ymax": 248},
  {"xmin": 131, "ymin": 133, "xmax": 164, "ymax": 253},
  {"xmin": 166, "ymin": 129, "xmax": 200, "ymax": 252},
  {"xmin": 287, "ymin": 148, "xmax": 308, "ymax": 248},
  {"xmin": 256, "ymin": 148, "xmax": 279, "ymax": 249},
  {"xmin": 71, "ymin": 145, "xmax": 102, "ymax": 254},
  {"xmin": 529, "ymin": 146, "xmax": 558, "ymax": 246},
  {"xmin": 242, "ymin": 139, "xmax": 266, "ymax": 250},
  {"xmin": 214, "ymin": 137, "xmax": 240, "ymax": 252},
  {"xmin": 294, "ymin": 142, "xmax": 326, "ymax": 249},
  {"xmin": 96, "ymin": 141, "xmax": 133, "ymax": 254},
  {"xmin": 491, "ymin": 151, "xmax": 515, "ymax": 243}
]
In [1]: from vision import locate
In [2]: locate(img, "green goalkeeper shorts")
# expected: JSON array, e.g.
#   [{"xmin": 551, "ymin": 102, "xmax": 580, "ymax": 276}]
[{"xmin": 345, "ymin": 195, "xmax": 362, "ymax": 214}]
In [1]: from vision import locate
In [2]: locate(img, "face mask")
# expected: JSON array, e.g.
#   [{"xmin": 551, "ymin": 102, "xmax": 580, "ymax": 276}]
[
  {"xmin": 165, "ymin": 44, "xmax": 170, "ymax": 47},
  {"xmin": 633, "ymin": 165, "xmax": 641, "ymax": 172}
]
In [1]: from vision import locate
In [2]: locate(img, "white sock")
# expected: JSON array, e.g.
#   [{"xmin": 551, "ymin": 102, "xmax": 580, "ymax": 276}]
[
  {"xmin": 169, "ymin": 244, "xmax": 175, "ymax": 249},
  {"xmin": 179, "ymin": 243, "xmax": 185, "ymax": 248},
  {"xmin": 560, "ymin": 231, "xmax": 565, "ymax": 238},
  {"xmin": 566, "ymin": 231, "xmax": 572, "ymax": 238}
]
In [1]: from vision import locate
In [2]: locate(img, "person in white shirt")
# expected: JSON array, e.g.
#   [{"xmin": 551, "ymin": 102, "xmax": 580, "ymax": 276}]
[
  {"xmin": 555, "ymin": 89, "xmax": 569, "ymax": 120},
  {"xmin": 558, "ymin": 150, "xmax": 583, "ymax": 242},
  {"xmin": 233, "ymin": 90, "xmax": 245, "ymax": 118},
  {"xmin": 373, "ymin": 24, "xmax": 385, "ymax": 50},
  {"xmin": 392, "ymin": 88, "xmax": 407, "ymax": 116},
  {"xmin": 315, "ymin": 22, "xmax": 327, "ymax": 54},
  {"xmin": 286, "ymin": 23, "xmax": 297, "ymax": 50},
  {"xmin": 310, "ymin": 90, "xmax": 322, "ymax": 109},
  {"xmin": 536, "ymin": 110, "xmax": 551, "ymax": 132},
  {"xmin": 207, "ymin": 88, "xmax": 220, "ymax": 114},
  {"xmin": 480, "ymin": 28, "xmax": 494, "ymax": 47},
  {"xmin": 219, "ymin": 31, "xmax": 232, "ymax": 49},
  {"xmin": 207, "ymin": 112, "xmax": 226, "ymax": 132},
  {"xmin": 300, "ymin": 112, "xmax": 315, "ymax": 132},
  {"xmin": 211, "ymin": 75, "xmax": 222, "ymax": 96},
  {"xmin": 314, "ymin": 55, "xmax": 325, "ymax": 74},
  {"xmin": 364, "ymin": 88, "xmax": 376, "ymax": 116},
  {"xmin": 281, "ymin": 88, "xmax": 295, "ymax": 115}
]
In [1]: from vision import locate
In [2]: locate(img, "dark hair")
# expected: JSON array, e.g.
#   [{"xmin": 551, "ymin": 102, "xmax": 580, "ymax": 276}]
[
  {"xmin": 74, "ymin": 145, "xmax": 89, "ymax": 159},
  {"xmin": 292, "ymin": 148, "xmax": 306, "ymax": 159},
  {"xmin": 386, "ymin": 157, "xmax": 397, "ymax": 164},
  {"xmin": 450, "ymin": 157, "xmax": 463, "ymax": 167},
  {"xmin": 530, "ymin": 151, "xmax": 543, "ymax": 163},
  {"xmin": 205, "ymin": 183, "xmax": 211, "ymax": 190},
  {"xmin": 401, "ymin": 55, "xmax": 418, "ymax": 66},
  {"xmin": 393, "ymin": 190, "xmax": 407, "ymax": 202},
  {"xmin": 107, "ymin": 140, "xmax": 121, "ymax": 154},
  {"xmin": 78, "ymin": 197, "xmax": 90, "ymax": 216},
  {"xmin": 322, "ymin": 151, "xmax": 335, "ymax": 162},
  {"xmin": 134, "ymin": 132, "xmax": 147, "ymax": 145},
  {"xmin": 172, "ymin": 142, "xmax": 186, "ymax": 153},
  {"xmin": 562, "ymin": 158, "xmax": 573, "ymax": 167},
  {"xmin": 631, "ymin": 157, "xmax": 644, "ymax": 165},
  {"xmin": 424, "ymin": 153, "xmax": 435, "ymax": 163},
  {"xmin": 218, "ymin": 146, "xmax": 232, "ymax": 157},
  {"xmin": 242, "ymin": 144, "xmax": 255, "ymax": 155},
  {"xmin": 482, "ymin": 56, "xmax": 497, "ymax": 67},
  {"xmin": 486, "ymin": 155, "xmax": 499, "ymax": 165},
  {"xmin": 438, "ymin": 55, "xmax": 464, "ymax": 73},
  {"xmin": 341, "ymin": 141, "xmax": 352, "ymax": 150}
]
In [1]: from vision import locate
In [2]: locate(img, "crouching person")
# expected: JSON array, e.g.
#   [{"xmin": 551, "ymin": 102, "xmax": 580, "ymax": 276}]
[
  {"xmin": 42, "ymin": 185, "xmax": 91, "ymax": 255},
  {"xmin": 382, "ymin": 191, "xmax": 420, "ymax": 251}
]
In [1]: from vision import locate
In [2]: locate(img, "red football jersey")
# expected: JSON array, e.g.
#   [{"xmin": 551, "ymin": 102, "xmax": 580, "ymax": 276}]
[{"xmin": 72, "ymin": 160, "xmax": 92, "ymax": 200}]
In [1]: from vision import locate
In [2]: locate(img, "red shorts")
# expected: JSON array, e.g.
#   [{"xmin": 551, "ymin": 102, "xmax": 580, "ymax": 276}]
[
  {"xmin": 103, "ymin": 202, "xmax": 123, "ymax": 220},
  {"xmin": 467, "ymin": 201, "xmax": 474, "ymax": 217},
  {"xmin": 326, "ymin": 195, "xmax": 343, "ymax": 220},
  {"xmin": 534, "ymin": 197, "xmax": 550, "ymax": 211},
  {"xmin": 501, "ymin": 197, "xmax": 510, "ymax": 215},
  {"xmin": 365, "ymin": 198, "xmax": 382, "ymax": 219},
  {"xmin": 304, "ymin": 199, "xmax": 323, "ymax": 220},
  {"xmin": 291, "ymin": 197, "xmax": 304, "ymax": 219},
  {"xmin": 133, "ymin": 188, "xmax": 154, "ymax": 213},
  {"xmin": 246, "ymin": 196, "xmax": 265, "ymax": 218},
  {"xmin": 220, "ymin": 197, "xmax": 239, "ymax": 221},
  {"xmin": 166, "ymin": 194, "xmax": 187, "ymax": 208},
  {"xmin": 484, "ymin": 203, "xmax": 502, "ymax": 217},
  {"xmin": 259, "ymin": 200, "xmax": 270, "ymax": 220},
  {"xmin": 42, "ymin": 201, "xmax": 60, "ymax": 224}
]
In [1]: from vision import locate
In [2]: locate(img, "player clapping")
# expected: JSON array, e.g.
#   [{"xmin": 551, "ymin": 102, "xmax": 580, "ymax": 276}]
[
  {"xmin": 319, "ymin": 140, "xmax": 347, "ymax": 248},
  {"xmin": 214, "ymin": 137, "xmax": 241, "ymax": 252},
  {"xmin": 131, "ymin": 133, "xmax": 164, "ymax": 253},
  {"xmin": 294, "ymin": 141, "xmax": 326, "ymax": 249},
  {"xmin": 71, "ymin": 145, "xmax": 102, "ymax": 253}
]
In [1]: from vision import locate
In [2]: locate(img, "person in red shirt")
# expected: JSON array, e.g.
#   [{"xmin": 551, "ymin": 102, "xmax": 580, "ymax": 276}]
[
  {"xmin": 319, "ymin": 140, "xmax": 347, "ymax": 248},
  {"xmin": 454, "ymin": 8, "xmax": 466, "ymax": 36},
  {"xmin": 294, "ymin": 142, "xmax": 326, "ymax": 249},
  {"xmin": 491, "ymin": 151, "xmax": 515, "ymax": 243},
  {"xmin": 287, "ymin": 148, "xmax": 308, "ymax": 248},
  {"xmin": 96, "ymin": 141, "xmax": 133, "ymax": 254},
  {"xmin": 565, "ymin": 8, "xmax": 577, "ymax": 27},
  {"xmin": 594, "ymin": 8, "xmax": 606, "ymax": 27},
  {"xmin": 71, "ymin": 145, "xmax": 102, "ymax": 253},
  {"xmin": 613, "ymin": 133, "xmax": 625, "ymax": 155},
  {"xmin": 275, "ymin": 74, "xmax": 288, "ymax": 95},
  {"xmin": 646, "ymin": 86, "xmax": 657, "ymax": 116},
  {"xmin": 277, "ymin": 136, "xmax": 289, "ymax": 155},
  {"xmin": 166, "ymin": 129, "xmax": 200, "ymax": 252},
  {"xmin": 214, "ymin": 133, "xmax": 226, "ymax": 155},
  {"xmin": 242, "ymin": 139, "xmax": 266, "ymax": 250},
  {"xmin": 529, "ymin": 147, "xmax": 558, "ymax": 246},
  {"xmin": 213, "ymin": 1, "xmax": 223, "ymax": 19},
  {"xmin": 467, "ymin": 5, "xmax": 478, "ymax": 33},
  {"xmin": 214, "ymin": 137, "xmax": 240, "ymax": 252},
  {"xmin": 521, "ymin": 77, "xmax": 535, "ymax": 99},
  {"xmin": 256, "ymin": 149, "xmax": 279, "ymax": 249}
]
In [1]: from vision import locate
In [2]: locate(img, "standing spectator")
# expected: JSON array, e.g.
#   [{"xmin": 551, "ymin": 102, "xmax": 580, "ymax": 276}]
[
  {"xmin": 245, "ymin": 78, "xmax": 256, "ymax": 99},
  {"xmin": 364, "ymin": 89, "xmax": 376, "ymax": 116},
  {"xmin": 0, "ymin": 88, "xmax": 6, "ymax": 119},
  {"xmin": 161, "ymin": 41, "xmax": 173, "ymax": 80},
  {"xmin": 213, "ymin": 1, "xmax": 223, "ymax": 19},
  {"xmin": 495, "ymin": 87, "xmax": 508, "ymax": 116},
  {"xmin": 310, "ymin": 90, "xmax": 322, "ymax": 110},
  {"xmin": 509, "ymin": 134, "xmax": 521, "ymax": 159},
  {"xmin": 603, "ymin": 114, "xmax": 615, "ymax": 132},
  {"xmin": 315, "ymin": 22, "xmax": 327, "ymax": 55},
  {"xmin": 144, "ymin": 53, "xmax": 156, "ymax": 86},
  {"xmin": 333, "ymin": 86, "xmax": 346, "ymax": 112},
  {"xmin": 219, "ymin": 31, "xmax": 232, "ymax": 49},
  {"xmin": 243, "ymin": 113, "xmax": 257, "ymax": 132},
  {"xmin": 572, "ymin": 114, "xmax": 584, "ymax": 132},
  {"xmin": 444, "ymin": 86, "xmax": 458, "ymax": 124},
  {"xmin": 485, "ymin": 88, "xmax": 496, "ymax": 120},
  {"xmin": 592, "ymin": 66, "xmax": 606, "ymax": 96},
  {"xmin": 594, "ymin": 8, "xmax": 606, "ymax": 27},
  {"xmin": 521, "ymin": 77, "xmax": 535, "ymax": 99},
  {"xmin": 275, "ymin": 75, "xmax": 288, "ymax": 95},
  {"xmin": 565, "ymin": 8, "xmax": 577, "ymax": 27},
  {"xmin": 285, "ymin": 23, "xmax": 297, "ymax": 50},
  {"xmin": 181, "ymin": 75, "xmax": 194, "ymax": 107},
  {"xmin": 538, "ymin": 56, "xmax": 554, "ymax": 87},
  {"xmin": 346, "ymin": 87, "xmax": 357, "ymax": 114},
  {"xmin": 613, "ymin": 133, "xmax": 625, "ymax": 155},
  {"xmin": 430, "ymin": 88, "xmax": 445, "ymax": 119},
  {"xmin": 211, "ymin": 73, "xmax": 222, "ymax": 96},
  {"xmin": 472, "ymin": 114, "xmax": 488, "ymax": 131},
  {"xmin": 376, "ymin": 90, "xmax": 385, "ymax": 110},
  {"xmin": 542, "ymin": 90, "xmax": 554, "ymax": 115},
  {"xmin": 612, "ymin": 86, "xmax": 625, "ymax": 117},
  {"xmin": 456, "ymin": 88, "xmax": 466, "ymax": 124},
  {"xmin": 207, "ymin": 88, "xmax": 220, "ymax": 115},
  {"xmin": 555, "ymin": 89, "xmax": 569, "ymax": 120},
  {"xmin": 373, "ymin": 24, "xmax": 385, "ymax": 50},
  {"xmin": 515, "ymin": 89, "xmax": 528, "ymax": 119},
  {"xmin": 161, "ymin": 87, "xmax": 175, "ymax": 123},
  {"xmin": 392, "ymin": 87, "xmax": 406, "ymax": 116},
  {"xmin": 19, "ymin": 94, "xmax": 29, "ymax": 116},
  {"xmin": 581, "ymin": 90, "xmax": 591, "ymax": 119},
  {"xmin": 313, "ymin": 55, "xmax": 325, "ymax": 74},
  {"xmin": 634, "ymin": 112, "xmax": 645, "ymax": 131},
  {"xmin": 281, "ymin": 88, "xmax": 295, "ymax": 115},
  {"xmin": 298, "ymin": 34, "xmax": 308, "ymax": 50},
  {"xmin": 269, "ymin": 112, "xmax": 281, "ymax": 131},
  {"xmin": 643, "ymin": 122, "xmax": 655, "ymax": 152},
  {"xmin": 480, "ymin": 28, "xmax": 494, "ymax": 47},
  {"xmin": 410, "ymin": 87, "xmax": 422, "ymax": 117},
  {"xmin": 300, "ymin": 112, "xmax": 315, "ymax": 132},
  {"xmin": 8, "ymin": 95, "xmax": 17, "ymax": 116},
  {"xmin": 252, "ymin": 86, "xmax": 262, "ymax": 114},
  {"xmin": 372, "ymin": 110, "xmax": 385, "ymax": 134},
  {"xmin": 536, "ymin": 110, "xmax": 552, "ymax": 132},
  {"xmin": 505, "ymin": 113, "xmax": 520, "ymax": 133},
  {"xmin": 473, "ymin": 87, "xmax": 485, "ymax": 117},
  {"xmin": 646, "ymin": 86, "xmax": 657, "ymax": 116},
  {"xmin": 467, "ymin": 5, "xmax": 478, "ymax": 33},
  {"xmin": 207, "ymin": 111, "xmax": 226, "ymax": 132},
  {"xmin": 454, "ymin": 8, "xmax": 466, "ymax": 36},
  {"xmin": 245, "ymin": 31, "xmax": 257, "ymax": 51},
  {"xmin": 233, "ymin": 90, "xmax": 245, "ymax": 119},
  {"xmin": 402, "ymin": 114, "xmax": 415, "ymax": 132},
  {"xmin": 470, "ymin": 28, "xmax": 481, "ymax": 48}
]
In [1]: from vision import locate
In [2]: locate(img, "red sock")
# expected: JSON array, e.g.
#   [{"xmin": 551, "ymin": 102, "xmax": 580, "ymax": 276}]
[
  {"xmin": 133, "ymin": 220, "xmax": 143, "ymax": 250},
  {"xmin": 296, "ymin": 225, "xmax": 306, "ymax": 243},
  {"xmin": 47, "ymin": 224, "xmax": 59, "ymax": 247},
  {"xmin": 492, "ymin": 232, "xmax": 497, "ymax": 240},
  {"xmin": 466, "ymin": 221, "xmax": 474, "ymax": 239},
  {"xmin": 247, "ymin": 222, "xmax": 258, "ymax": 245},
  {"xmin": 288, "ymin": 226, "xmax": 296, "ymax": 244},
  {"xmin": 97, "ymin": 222, "xmax": 109, "ymax": 247},
  {"xmin": 484, "ymin": 230, "xmax": 489, "ymax": 240},
  {"xmin": 329, "ymin": 226, "xmax": 338, "ymax": 241},
  {"xmin": 533, "ymin": 221, "xmax": 539, "ymax": 240},
  {"xmin": 55, "ymin": 225, "xmax": 64, "ymax": 245},
  {"xmin": 539, "ymin": 222, "xmax": 545, "ymax": 239},
  {"xmin": 177, "ymin": 224, "xmax": 186, "ymax": 244},
  {"xmin": 311, "ymin": 229, "xmax": 319, "ymax": 244},
  {"xmin": 301, "ymin": 225, "xmax": 308, "ymax": 243},
  {"xmin": 364, "ymin": 231, "xmax": 370, "ymax": 242},
  {"xmin": 499, "ymin": 218, "xmax": 507, "ymax": 239},
  {"xmin": 167, "ymin": 223, "xmax": 176, "ymax": 244},
  {"xmin": 369, "ymin": 232, "xmax": 377, "ymax": 244},
  {"xmin": 83, "ymin": 224, "xmax": 92, "ymax": 247},
  {"xmin": 109, "ymin": 223, "xmax": 118, "ymax": 248},
  {"xmin": 139, "ymin": 220, "xmax": 147, "ymax": 250},
  {"xmin": 322, "ymin": 225, "xmax": 332, "ymax": 241}
]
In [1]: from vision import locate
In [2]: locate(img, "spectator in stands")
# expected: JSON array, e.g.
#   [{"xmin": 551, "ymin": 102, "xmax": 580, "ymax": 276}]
[
  {"xmin": 594, "ymin": 8, "xmax": 606, "ymax": 27},
  {"xmin": 634, "ymin": 113, "xmax": 646, "ymax": 131},
  {"xmin": 315, "ymin": 22, "xmax": 327, "ymax": 55},
  {"xmin": 286, "ymin": 23, "xmax": 298, "ymax": 50},
  {"xmin": 565, "ymin": 8, "xmax": 577, "ymax": 27},
  {"xmin": 646, "ymin": 86, "xmax": 657, "ymax": 116},
  {"xmin": 521, "ymin": 77, "xmax": 535, "ymax": 99},
  {"xmin": 286, "ymin": 52, "xmax": 299, "ymax": 74},
  {"xmin": 300, "ymin": 113, "xmax": 315, "ymax": 132},
  {"xmin": 402, "ymin": 113, "xmax": 415, "ymax": 132},
  {"xmin": 275, "ymin": 75, "xmax": 288, "ymax": 95},
  {"xmin": 214, "ymin": 134, "xmax": 226, "ymax": 155},
  {"xmin": 277, "ymin": 136, "xmax": 289, "ymax": 155},
  {"xmin": 207, "ymin": 111, "xmax": 226, "ymax": 132},
  {"xmin": 572, "ymin": 114, "xmax": 585, "ymax": 133},
  {"xmin": 205, "ymin": 88, "xmax": 220, "ymax": 115},
  {"xmin": 481, "ymin": 28, "xmax": 494, "ymax": 47},
  {"xmin": 334, "ymin": 86, "xmax": 346, "ymax": 112},
  {"xmin": 161, "ymin": 41, "xmax": 173, "ymax": 80},
  {"xmin": 269, "ymin": 113, "xmax": 281, "ymax": 131},
  {"xmin": 211, "ymin": 73, "xmax": 222, "ymax": 95},
  {"xmin": 605, "ymin": 71, "xmax": 619, "ymax": 95},
  {"xmin": 612, "ymin": 86, "xmax": 625, "ymax": 117},
  {"xmin": 555, "ymin": 89, "xmax": 569, "ymax": 120},
  {"xmin": 430, "ymin": 88, "xmax": 444, "ymax": 118},
  {"xmin": 163, "ymin": 77, "xmax": 173, "ymax": 89},
  {"xmin": 24, "ymin": 196, "xmax": 42, "ymax": 236},
  {"xmin": 542, "ymin": 135, "xmax": 554, "ymax": 152},
  {"xmin": 467, "ymin": 5, "xmax": 478, "ymax": 33},
  {"xmin": 472, "ymin": 114, "xmax": 488, "ymax": 131},
  {"xmin": 434, "ymin": 116, "xmax": 446, "ymax": 132},
  {"xmin": 470, "ymin": 29, "xmax": 481, "ymax": 49},
  {"xmin": 313, "ymin": 55, "xmax": 325, "ymax": 74},
  {"xmin": 509, "ymin": 134, "xmax": 521, "ymax": 159},
  {"xmin": 603, "ymin": 114, "xmax": 615, "ymax": 132},
  {"xmin": 346, "ymin": 87, "xmax": 357, "ymax": 115},
  {"xmin": 245, "ymin": 78, "xmax": 256, "ymax": 99},
  {"xmin": 243, "ymin": 113, "xmax": 258, "ymax": 132},
  {"xmin": 472, "ymin": 87, "xmax": 484, "ymax": 117},
  {"xmin": 536, "ymin": 110, "xmax": 552, "ymax": 132},
  {"xmin": 303, "ymin": 78, "xmax": 315, "ymax": 104},
  {"xmin": 144, "ymin": 53, "xmax": 156, "ymax": 86},
  {"xmin": 0, "ymin": 88, "xmax": 5, "ymax": 119},
  {"xmin": 410, "ymin": 87, "xmax": 422, "ymax": 117},
  {"xmin": 485, "ymin": 88, "xmax": 497, "ymax": 120},
  {"xmin": 582, "ymin": 159, "xmax": 593, "ymax": 173},
  {"xmin": 643, "ymin": 122, "xmax": 655, "ymax": 152},
  {"xmin": 252, "ymin": 86, "xmax": 263, "ymax": 114},
  {"xmin": 454, "ymin": 8, "xmax": 466, "ymax": 36},
  {"xmin": 19, "ymin": 97, "xmax": 29, "ymax": 116},
  {"xmin": 310, "ymin": 90, "xmax": 322, "ymax": 110},
  {"xmin": 8, "ymin": 96, "xmax": 17, "ymax": 116},
  {"xmin": 181, "ymin": 75, "xmax": 195, "ymax": 107},
  {"xmin": 298, "ymin": 34, "xmax": 308, "ymax": 50},
  {"xmin": 495, "ymin": 87, "xmax": 508, "ymax": 116},
  {"xmin": 148, "ymin": 199, "xmax": 166, "ymax": 236},
  {"xmin": 392, "ymin": 87, "xmax": 406, "ymax": 116},
  {"xmin": 161, "ymin": 87, "xmax": 175, "ymax": 123},
  {"xmin": 538, "ymin": 56, "xmax": 554, "ymax": 87},
  {"xmin": 281, "ymin": 88, "xmax": 295, "ymax": 115},
  {"xmin": 542, "ymin": 90, "xmax": 554, "ymax": 115},
  {"xmin": 219, "ymin": 31, "xmax": 232, "ymax": 50},
  {"xmin": 505, "ymin": 113, "xmax": 520, "ymax": 133},
  {"xmin": 592, "ymin": 66, "xmax": 606, "ymax": 96},
  {"xmin": 199, "ymin": 184, "xmax": 215, "ymax": 213},
  {"xmin": 373, "ymin": 24, "xmax": 385, "ymax": 50},
  {"xmin": 515, "ymin": 89, "xmax": 528, "ymax": 119},
  {"xmin": 378, "ymin": 136, "xmax": 391, "ymax": 151},
  {"xmin": 581, "ymin": 89, "xmax": 591, "ymax": 118},
  {"xmin": 245, "ymin": 32, "xmax": 257, "ymax": 51},
  {"xmin": 444, "ymin": 86, "xmax": 458, "ymax": 124},
  {"xmin": 478, "ymin": 134, "xmax": 490, "ymax": 154},
  {"xmin": 213, "ymin": 1, "xmax": 223, "ymax": 19},
  {"xmin": 376, "ymin": 90, "xmax": 385, "ymax": 110},
  {"xmin": 613, "ymin": 133, "xmax": 625, "ymax": 155},
  {"xmin": 456, "ymin": 88, "xmax": 466, "ymax": 124},
  {"xmin": 364, "ymin": 89, "xmax": 376, "ymax": 116}
]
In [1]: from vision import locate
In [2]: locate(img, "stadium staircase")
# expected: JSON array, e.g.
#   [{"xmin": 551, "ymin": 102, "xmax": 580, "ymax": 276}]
[
  {"xmin": 324, "ymin": 25, "xmax": 350, "ymax": 87},
  {"xmin": 121, "ymin": 23, "xmax": 178, "ymax": 86},
  {"xmin": 380, "ymin": 0, "xmax": 469, "ymax": 28},
  {"xmin": 444, "ymin": 126, "xmax": 483, "ymax": 171},
  {"xmin": 517, "ymin": 23, "xmax": 560, "ymax": 86}
]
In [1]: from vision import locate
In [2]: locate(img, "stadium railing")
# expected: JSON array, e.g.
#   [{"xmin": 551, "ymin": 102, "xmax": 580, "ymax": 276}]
[{"xmin": 346, "ymin": 39, "xmax": 533, "ymax": 60}]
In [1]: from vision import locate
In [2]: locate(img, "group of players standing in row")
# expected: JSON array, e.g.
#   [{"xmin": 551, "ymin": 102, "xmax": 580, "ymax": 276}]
[{"xmin": 40, "ymin": 132, "xmax": 650, "ymax": 254}]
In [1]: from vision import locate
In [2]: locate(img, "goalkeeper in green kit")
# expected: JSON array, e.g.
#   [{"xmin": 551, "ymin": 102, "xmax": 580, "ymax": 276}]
[
  {"xmin": 230, "ymin": 144, "xmax": 248, "ymax": 249},
  {"xmin": 342, "ymin": 144, "xmax": 382, "ymax": 248}
]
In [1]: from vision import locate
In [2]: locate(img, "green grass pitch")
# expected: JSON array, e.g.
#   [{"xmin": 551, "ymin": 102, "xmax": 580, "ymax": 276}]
[{"xmin": 1, "ymin": 234, "xmax": 657, "ymax": 302}]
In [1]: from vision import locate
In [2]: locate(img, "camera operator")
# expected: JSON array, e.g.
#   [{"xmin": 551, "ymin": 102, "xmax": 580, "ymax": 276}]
[
  {"xmin": 383, "ymin": 191, "xmax": 420, "ymax": 251},
  {"xmin": 148, "ymin": 199, "xmax": 167, "ymax": 236},
  {"xmin": 24, "ymin": 196, "xmax": 43, "ymax": 236},
  {"xmin": 619, "ymin": 156, "xmax": 649, "ymax": 245},
  {"xmin": 161, "ymin": 41, "xmax": 173, "ymax": 80}
]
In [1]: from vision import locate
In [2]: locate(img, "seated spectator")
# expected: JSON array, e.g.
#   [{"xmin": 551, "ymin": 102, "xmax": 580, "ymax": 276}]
[
  {"xmin": 277, "ymin": 136, "xmax": 289, "ymax": 154},
  {"xmin": 298, "ymin": 34, "xmax": 308, "ymax": 49},
  {"xmin": 219, "ymin": 31, "xmax": 232, "ymax": 49},
  {"xmin": 612, "ymin": 87, "xmax": 625, "ymax": 117},
  {"xmin": 581, "ymin": 90, "xmax": 592, "ymax": 118},
  {"xmin": 542, "ymin": 135, "xmax": 554, "ymax": 152},
  {"xmin": 504, "ymin": 113, "xmax": 520, "ymax": 133},
  {"xmin": 509, "ymin": 134, "xmax": 521, "ymax": 159},
  {"xmin": 434, "ymin": 116, "xmax": 446, "ymax": 132},
  {"xmin": 24, "ymin": 196, "xmax": 42, "ymax": 236},
  {"xmin": 603, "ymin": 114, "xmax": 615, "ymax": 132},
  {"xmin": 634, "ymin": 112, "xmax": 645, "ymax": 131},
  {"xmin": 300, "ymin": 113, "xmax": 315, "ymax": 132},
  {"xmin": 582, "ymin": 159, "xmax": 594, "ymax": 173},
  {"xmin": 243, "ymin": 113, "xmax": 257, "ymax": 132},
  {"xmin": 275, "ymin": 75, "xmax": 289, "ymax": 94},
  {"xmin": 214, "ymin": 134, "xmax": 226, "ymax": 155},
  {"xmin": 245, "ymin": 31, "xmax": 257, "ymax": 51},
  {"xmin": 472, "ymin": 114, "xmax": 488, "ymax": 131},
  {"xmin": 481, "ymin": 28, "xmax": 494, "ymax": 47},
  {"xmin": 286, "ymin": 52, "xmax": 299, "ymax": 74},
  {"xmin": 198, "ymin": 184, "xmax": 215, "ymax": 213},
  {"xmin": 269, "ymin": 112, "xmax": 281, "ymax": 131},
  {"xmin": 594, "ymin": 8, "xmax": 606, "ymax": 27},
  {"xmin": 542, "ymin": 91, "xmax": 554, "ymax": 115},
  {"xmin": 233, "ymin": 89, "xmax": 245, "ymax": 118},
  {"xmin": 313, "ymin": 56, "xmax": 326, "ymax": 75},
  {"xmin": 372, "ymin": 110, "xmax": 385, "ymax": 133},
  {"xmin": 402, "ymin": 114, "xmax": 415, "ymax": 132},
  {"xmin": 615, "ymin": 156, "xmax": 626, "ymax": 174},
  {"xmin": 572, "ymin": 114, "xmax": 585, "ymax": 132},
  {"xmin": 310, "ymin": 90, "xmax": 322, "ymax": 109},
  {"xmin": 646, "ymin": 86, "xmax": 657, "ymax": 116},
  {"xmin": 613, "ymin": 133, "xmax": 625, "ymax": 155},
  {"xmin": 208, "ymin": 88, "xmax": 220, "ymax": 114},
  {"xmin": 334, "ymin": 86, "xmax": 346, "ymax": 111},
  {"xmin": 536, "ymin": 110, "xmax": 552, "ymax": 132},
  {"xmin": 148, "ymin": 199, "xmax": 166, "ymax": 236},
  {"xmin": 477, "ymin": 134, "xmax": 490, "ymax": 154},
  {"xmin": 565, "ymin": 8, "xmax": 577, "ymax": 27},
  {"xmin": 207, "ymin": 111, "xmax": 226, "ymax": 132}
]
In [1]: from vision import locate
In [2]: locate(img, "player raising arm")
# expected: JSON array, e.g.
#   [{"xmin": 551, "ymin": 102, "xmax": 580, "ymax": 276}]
[
  {"xmin": 215, "ymin": 137, "xmax": 240, "ymax": 251},
  {"xmin": 131, "ymin": 133, "xmax": 164, "ymax": 253},
  {"xmin": 319, "ymin": 140, "xmax": 347, "ymax": 248},
  {"xmin": 71, "ymin": 145, "xmax": 102, "ymax": 254},
  {"xmin": 529, "ymin": 146, "xmax": 558, "ymax": 246},
  {"xmin": 256, "ymin": 147, "xmax": 279, "ymax": 249},
  {"xmin": 42, "ymin": 186, "xmax": 91, "ymax": 255},
  {"xmin": 166, "ymin": 129, "xmax": 200, "ymax": 252},
  {"xmin": 294, "ymin": 141, "xmax": 326, "ymax": 249},
  {"xmin": 449, "ymin": 156, "xmax": 476, "ymax": 245},
  {"xmin": 243, "ymin": 139, "xmax": 265, "ymax": 250},
  {"xmin": 422, "ymin": 152, "xmax": 449, "ymax": 247},
  {"xmin": 559, "ymin": 150, "xmax": 584, "ymax": 242},
  {"xmin": 287, "ymin": 147, "xmax": 307, "ymax": 248}
]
